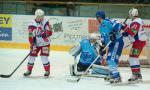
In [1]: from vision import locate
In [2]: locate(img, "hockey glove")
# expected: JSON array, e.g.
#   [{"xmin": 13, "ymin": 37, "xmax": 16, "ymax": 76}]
[
  {"xmin": 99, "ymin": 43, "xmax": 106, "ymax": 56},
  {"xmin": 109, "ymin": 32, "xmax": 116, "ymax": 41},
  {"xmin": 121, "ymin": 23, "xmax": 129, "ymax": 31},
  {"xmin": 30, "ymin": 37, "xmax": 37, "ymax": 50},
  {"xmin": 122, "ymin": 31, "xmax": 129, "ymax": 37},
  {"xmin": 40, "ymin": 31, "xmax": 47, "ymax": 38},
  {"xmin": 33, "ymin": 37, "xmax": 36, "ymax": 45}
]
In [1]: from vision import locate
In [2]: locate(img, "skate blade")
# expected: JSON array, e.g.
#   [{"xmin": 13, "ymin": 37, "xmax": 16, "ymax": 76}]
[
  {"xmin": 23, "ymin": 75, "xmax": 52, "ymax": 79},
  {"xmin": 128, "ymin": 79, "xmax": 143, "ymax": 84},
  {"xmin": 66, "ymin": 76, "xmax": 80, "ymax": 83},
  {"xmin": 108, "ymin": 82, "xmax": 137, "ymax": 86}
]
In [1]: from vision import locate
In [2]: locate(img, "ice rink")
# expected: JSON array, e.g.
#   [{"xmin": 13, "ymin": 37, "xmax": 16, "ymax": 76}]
[{"xmin": 0, "ymin": 48, "xmax": 150, "ymax": 90}]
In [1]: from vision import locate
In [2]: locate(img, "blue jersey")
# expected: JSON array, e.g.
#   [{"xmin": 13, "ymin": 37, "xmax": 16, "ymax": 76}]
[
  {"xmin": 99, "ymin": 19, "xmax": 113, "ymax": 44},
  {"xmin": 99, "ymin": 18, "xmax": 123, "ymax": 45},
  {"xmin": 108, "ymin": 18, "xmax": 123, "ymax": 40},
  {"xmin": 79, "ymin": 38, "xmax": 101, "ymax": 66}
]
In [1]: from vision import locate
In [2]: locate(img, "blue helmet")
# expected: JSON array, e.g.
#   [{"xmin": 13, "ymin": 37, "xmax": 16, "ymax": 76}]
[{"xmin": 96, "ymin": 10, "xmax": 105, "ymax": 19}]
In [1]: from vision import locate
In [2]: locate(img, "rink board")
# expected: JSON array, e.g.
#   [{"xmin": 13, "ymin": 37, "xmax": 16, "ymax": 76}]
[{"xmin": 0, "ymin": 14, "xmax": 150, "ymax": 58}]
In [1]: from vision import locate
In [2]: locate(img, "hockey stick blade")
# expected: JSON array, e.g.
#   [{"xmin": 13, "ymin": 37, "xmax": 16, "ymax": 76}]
[
  {"xmin": 66, "ymin": 76, "xmax": 81, "ymax": 83},
  {"xmin": 0, "ymin": 74, "xmax": 11, "ymax": 78}
]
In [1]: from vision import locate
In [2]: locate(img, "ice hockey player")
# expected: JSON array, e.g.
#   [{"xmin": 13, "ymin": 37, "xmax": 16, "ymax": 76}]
[
  {"xmin": 122, "ymin": 8, "xmax": 147, "ymax": 82},
  {"xmin": 69, "ymin": 33, "xmax": 110, "ymax": 77},
  {"xmin": 24, "ymin": 9, "xmax": 52, "ymax": 77},
  {"xmin": 96, "ymin": 10, "xmax": 124, "ymax": 83}
]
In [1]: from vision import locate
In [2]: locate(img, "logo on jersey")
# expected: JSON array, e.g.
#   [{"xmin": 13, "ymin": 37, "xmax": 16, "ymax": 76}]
[{"xmin": 130, "ymin": 48, "xmax": 140, "ymax": 56}]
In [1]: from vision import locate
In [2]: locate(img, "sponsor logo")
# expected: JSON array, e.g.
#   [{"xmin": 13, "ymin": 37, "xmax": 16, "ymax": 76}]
[
  {"xmin": 0, "ymin": 14, "xmax": 12, "ymax": 41},
  {"xmin": 88, "ymin": 19, "xmax": 99, "ymax": 33},
  {"xmin": 0, "ymin": 14, "xmax": 12, "ymax": 28},
  {"xmin": 0, "ymin": 28, "xmax": 12, "ymax": 40},
  {"xmin": 49, "ymin": 17, "xmax": 63, "ymax": 39}
]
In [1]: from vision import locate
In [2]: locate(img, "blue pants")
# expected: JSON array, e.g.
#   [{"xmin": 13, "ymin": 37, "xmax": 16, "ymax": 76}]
[{"xmin": 107, "ymin": 39, "xmax": 124, "ymax": 79}]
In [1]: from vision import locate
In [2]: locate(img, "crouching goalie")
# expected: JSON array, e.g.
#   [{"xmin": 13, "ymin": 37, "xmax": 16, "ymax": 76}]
[{"xmin": 69, "ymin": 33, "xmax": 110, "ymax": 77}]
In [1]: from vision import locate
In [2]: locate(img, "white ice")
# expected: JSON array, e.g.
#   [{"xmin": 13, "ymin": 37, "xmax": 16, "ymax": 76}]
[{"xmin": 0, "ymin": 48, "xmax": 150, "ymax": 90}]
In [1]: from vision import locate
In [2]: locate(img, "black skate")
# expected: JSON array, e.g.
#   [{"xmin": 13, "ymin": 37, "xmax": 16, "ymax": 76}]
[
  {"xmin": 104, "ymin": 74, "xmax": 113, "ymax": 82},
  {"xmin": 104, "ymin": 76, "xmax": 112, "ymax": 81},
  {"xmin": 24, "ymin": 71, "xmax": 31, "ymax": 77},
  {"xmin": 128, "ymin": 73, "xmax": 142, "ymax": 83},
  {"xmin": 109, "ymin": 77, "xmax": 122, "ymax": 84},
  {"xmin": 44, "ymin": 71, "xmax": 50, "ymax": 77}
]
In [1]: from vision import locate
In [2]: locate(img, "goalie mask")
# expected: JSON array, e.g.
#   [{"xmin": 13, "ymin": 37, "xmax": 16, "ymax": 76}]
[{"xmin": 89, "ymin": 33, "xmax": 99, "ymax": 44}]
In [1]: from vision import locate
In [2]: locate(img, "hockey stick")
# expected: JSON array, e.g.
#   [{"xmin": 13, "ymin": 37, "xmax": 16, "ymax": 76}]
[
  {"xmin": 0, "ymin": 50, "xmax": 32, "ymax": 78},
  {"xmin": 124, "ymin": 42, "xmax": 132, "ymax": 48},
  {"xmin": 123, "ymin": 15, "xmax": 129, "ymax": 24},
  {"xmin": 67, "ymin": 41, "xmax": 111, "ymax": 82}
]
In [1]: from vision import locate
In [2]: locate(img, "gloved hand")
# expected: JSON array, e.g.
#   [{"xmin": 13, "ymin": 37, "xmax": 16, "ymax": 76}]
[
  {"xmin": 109, "ymin": 32, "xmax": 116, "ymax": 41},
  {"xmin": 122, "ymin": 31, "xmax": 129, "ymax": 37},
  {"xmin": 40, "ymin": 31, "xmax": 47, "ymax": 38},
  {"xmin": 121, "ymin": 23, "xmax": 129, "ymax": 31},
  {"xmin": 30, "ymin": 45, "xmax": 37, "ymax": 51},
  {"xmin": 99, "ymin": 43, "xmax": 106, "ymax": 56}
]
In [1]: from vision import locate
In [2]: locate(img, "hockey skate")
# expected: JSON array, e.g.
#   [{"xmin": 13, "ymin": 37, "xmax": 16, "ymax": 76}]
[
  {"xmin": 109, "ymin": 77, "xmax": 122, "ymax": 84},
  {"xmin": 24, "ymin": 70, "xmax": 32, "ymax": 77},
  {"xmin": 44, "ymin": 71, "xmax": 50, "ymax": 77},
  {"xmin": 104, "ymin": 73, "xmax": 113, "ymax": 82},
  {"xmin": 128, "ymin": 73, "xmax": 142, "ymax": 83}
]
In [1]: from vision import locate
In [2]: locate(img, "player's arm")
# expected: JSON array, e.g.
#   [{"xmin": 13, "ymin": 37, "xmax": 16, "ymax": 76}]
[
  {"xmin": 41, "ymin": 21, "xmax": 52, "ymax": 38},
  {"xmin": 45, "ymin": 21, "xmax": 52, "ymax": 37},
  {"xmin": 123, "ymin": 22, "xmax": 140, "ymax": 37},
  {"xmin": 28, "ymin": 25, "xmax": 37, "ymax": 45}
]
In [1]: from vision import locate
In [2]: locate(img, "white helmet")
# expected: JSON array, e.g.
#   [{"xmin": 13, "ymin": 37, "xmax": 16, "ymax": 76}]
[
  {"xmin": 35, "ymin": 9, "xmax": 44, "ymax": 17},
  {"xmin": 89, "ymin": 33, "xmax": 99, "ymax": 40},
  {"xmin": 129, "ymin": 8, "xmax": 138, "ymax": 17}
]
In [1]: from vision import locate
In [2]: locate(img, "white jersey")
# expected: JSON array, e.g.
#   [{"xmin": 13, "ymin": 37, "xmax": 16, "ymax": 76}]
[
  {"xmin": 129, "ymin": 18, "xmax": 147, "ymax": 42},
  {"xmin": 29, "ymin": 19, "xmax": 51, "ymax": 46}
]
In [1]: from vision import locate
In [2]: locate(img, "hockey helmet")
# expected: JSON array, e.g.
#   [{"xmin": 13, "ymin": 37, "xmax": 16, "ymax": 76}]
[
  {"xmin": 129, "ymin": 8, "xmax": 138, "ymax": 17},
  {"xmin": 96, "ymin": 10, "xmax": 105, "ymax": 19},
  {"xmin": 35, "ymin": 9, "xmax": 45, "ymax": 18},
  {"xmin": 89, "ymin": 33, "xmax": 99, "ymax": 43}
]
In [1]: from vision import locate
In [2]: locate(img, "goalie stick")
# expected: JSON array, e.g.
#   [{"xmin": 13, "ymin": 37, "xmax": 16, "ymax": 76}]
[
  {"xmin": 0, "ymin": 50, "xmax": 32, "ymax": 78},
  {"xmin": 67, "ymin": 41, "xmax": 111, "ymax": 83}
]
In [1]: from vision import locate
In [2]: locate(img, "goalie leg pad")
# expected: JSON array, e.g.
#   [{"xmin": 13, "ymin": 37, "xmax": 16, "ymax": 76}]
[
  {"xmin": 91, "ymin": 66, "xmax": 110, "ymax": 76},
  {"xmin": 69, "ymin": 64, "xmax": 76, "ymax": 76}
]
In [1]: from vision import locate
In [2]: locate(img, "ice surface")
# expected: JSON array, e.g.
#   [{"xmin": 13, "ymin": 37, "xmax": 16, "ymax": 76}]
[{"xmin": 0, "ymin": 48, "xmax": 150, "ymax": 90}]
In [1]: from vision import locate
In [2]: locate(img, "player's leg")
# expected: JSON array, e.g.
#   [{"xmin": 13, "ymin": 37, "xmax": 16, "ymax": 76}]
[
  {"xmin": 106, "ymin": 40, "xmax": 124, "ymax": 83},
  {"xmin": 40, "ymin": 45, "xmax": 50, "ymax": 77},
  {"xmin": 128, "ymin": 40, "xmax": 146, "ymax": 82},
  {"xmin": 24, "ymin": 47, "xmax": 40, "ymax": 76}
]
